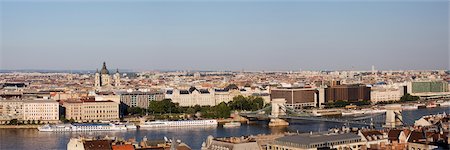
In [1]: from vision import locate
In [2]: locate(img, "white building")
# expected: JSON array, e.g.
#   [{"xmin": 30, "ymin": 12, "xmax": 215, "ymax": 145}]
[
  {"xmin": 22, "ymin": 100, "xmax": 59, "ymax": 123},
  {"xmin": 370, "ymin": 85, "xmax": 404, "ymax": 104}
]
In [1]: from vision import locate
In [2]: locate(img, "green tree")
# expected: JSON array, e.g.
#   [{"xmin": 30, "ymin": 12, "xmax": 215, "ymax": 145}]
[
  {"xmin": 185, "ymin": 107, "xmax": 196, "ymax": 114},
  {"xmin": 228, "ymin": 95, "xmax": 265, "ymax": 111},
  {"xmin": 31, "ymin": 120, "xmax": 36, "ymax": 125},
  {"xmin": 127, "ymin": 107, "xmax": 146, "ymax": 115},
  {"xmin": 27, "ymin": 120, "xmax": 31, "ymax": 125},
  {"xmin": 9, "ymin": 119, "xmax": 19, "ymax": 125},
  {"xmin": 215, "ymin": 102, "xmax": 231, "ymax": 118},
  {"xmin": 400, "ymin": 93, "xmax": 419, "ymax": 102}
]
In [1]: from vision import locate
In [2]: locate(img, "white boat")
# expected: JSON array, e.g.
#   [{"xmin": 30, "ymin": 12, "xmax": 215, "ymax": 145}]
[
  {"xmin": 341, "ymin": 109, "xmax": 386, "ymax": 116},
  {"xmin": 223, "ymin": 122, "xmax": 241, "ymax": 128},
  {"xmin": 438, "ymin": 101, "xmax": 450, "ymax": 107},
  {"xmin": 37, "ymin": 123, "xmax": 128, "ymax": 132},
  {"xmin": 125, "ymin": 123, "xmax": 137, "ymax": 130},
  {"xmin": 140, "ymin": 119, "xmax": 218, "ymax": 128},
  {"xmin": 402, "ymin": 105, "xmax": 418, "ymax": 110}
]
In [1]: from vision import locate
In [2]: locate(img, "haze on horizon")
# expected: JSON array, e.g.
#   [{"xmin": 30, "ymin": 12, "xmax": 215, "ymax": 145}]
[{"xmin": 0, "ymin": 0, "xmax": 449, "ymax": 71}]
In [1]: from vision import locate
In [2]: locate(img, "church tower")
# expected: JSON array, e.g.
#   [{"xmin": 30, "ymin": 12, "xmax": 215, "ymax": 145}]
[
  {"xmin": 114, "ymin": 68, "xmax": 120, "ymax": 87},
  {"xmin": 94, "ymin": 62, "xmax": 119, "ymax": 88},
  {"xmin": 94, "ymin": 69, "xmax": 101, "ymax": 87},
  {"xmin": 100, "ymin": 62, "xmax": 111, "ymax": 86}
]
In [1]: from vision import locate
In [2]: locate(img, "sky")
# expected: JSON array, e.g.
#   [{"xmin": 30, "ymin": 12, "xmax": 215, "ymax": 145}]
[{"xmin": 0, "ymin": 0, "xmax": 449, "ymax": 71}]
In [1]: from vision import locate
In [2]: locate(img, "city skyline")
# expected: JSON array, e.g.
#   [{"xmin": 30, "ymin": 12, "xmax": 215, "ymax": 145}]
[{"xmin": 1, "ymin": 0, "xmax": 449, "ymax": 71}]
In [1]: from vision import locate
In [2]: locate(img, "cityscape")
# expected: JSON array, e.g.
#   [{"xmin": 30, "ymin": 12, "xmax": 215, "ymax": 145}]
[{"xmin": 1, "ymin": 0, "xmax": 449, "ymax": 150}]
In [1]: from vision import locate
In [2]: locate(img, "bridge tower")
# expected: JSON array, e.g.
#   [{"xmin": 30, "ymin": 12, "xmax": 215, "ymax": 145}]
[
  {"xmin": 268, "ymin": 98, "xmax": 289, "ymax": 127},
  {"xmin": 383, "ymin": 104, "xmax": 403, "ymax": 128}
]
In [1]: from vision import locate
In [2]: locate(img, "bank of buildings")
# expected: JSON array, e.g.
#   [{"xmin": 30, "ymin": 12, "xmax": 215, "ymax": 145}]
[
  {"xmin": 270, "ymin": 84, "xmax": 372, "ymax": 108},
  {"xmin": 0, "ymin": 100, "xmax": 59, "ymax": 124},
  {"xmin": 166, "ymin": 86, "xmax": 270, "ymax": 107}
]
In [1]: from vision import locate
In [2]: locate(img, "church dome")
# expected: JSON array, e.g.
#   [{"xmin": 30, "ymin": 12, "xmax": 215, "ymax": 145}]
[{"xmin": 100, "ymin": 62, "xmax": 109, "ymax": 74}]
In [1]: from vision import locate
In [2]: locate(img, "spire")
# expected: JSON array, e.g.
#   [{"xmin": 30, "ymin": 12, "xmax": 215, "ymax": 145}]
[
  {"xmin": 116, "ymin": 68, "xmax": 119, "ymax": 73},
  {"xmin": 100, "ymin": 62, "xmax": 109, "ymax": 74},
  {"xmin": 102, "ymin": 62, "xmax": 107, "ymax": 69},
  {"xmin": 96, "ymin": 68, "xmax": 99, "ymax": 73}
]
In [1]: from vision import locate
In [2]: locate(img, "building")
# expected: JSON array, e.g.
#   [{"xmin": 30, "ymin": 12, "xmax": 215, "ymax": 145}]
[
  {"xmin": 94, "ymin": 62, "xmax": 120, "ymax": 88},
  {"xmin": 407, "ymin": 81, "xmax": 449, "ymax": 94},
  {"xmin": 118, "ymin": 91, "xmax": 164, "ymax": 109},
  {"xmin": 68, "ymin": 136, "xmax": 191, "ymax": 150},
  {"xmin": 166, "ymin": 87, "xmax": 264, "ymax": 107},
  {"xmin": 270, "ymin": 87, "xmax": 317, "ymax": 108},
  {"xmin": 324, "ymin": 84, "xmax": 371, "ymax": 103},
  {"xmin": 267, "ymin": 132, "xmax": 365, "ymax": 150},
  {"xmin": 358, "ymin": 130, "xmax": 389, "ymax": 149},
  {"xmin": 63, "ymin": 100, "xmax": 119, "ymax": 122},
  {"xmin": 370, "ymin": 86, "xmax": 404, "ymax": 104},
  {"xmin": 0, "ymin": 100, "xmax": 59, "ymax": 123},
  {"xmin": 22, "ymin": 100, "xmax": 59, "ymax": 123},
  {"xmin": 168, "ymin": 87, "xmax": 215, "ymax": 107},
  {"xmin": 201, "ymin": 135, "xmax": 260, "ymax": 150},
  {"xmin": 0, "ymin": 100, "xmax": 24, "ymax": 123}
]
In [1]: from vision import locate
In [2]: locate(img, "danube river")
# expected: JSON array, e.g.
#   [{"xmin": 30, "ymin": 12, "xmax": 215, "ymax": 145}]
[{"xmin": 0, "ymin": 107, "xmax": 449, "ymax": 150}]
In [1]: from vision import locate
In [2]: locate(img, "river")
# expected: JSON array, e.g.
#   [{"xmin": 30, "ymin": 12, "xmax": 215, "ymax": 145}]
[{"xmin": 0, "ymin": 107, "xmax": 448, "ymax": 150}]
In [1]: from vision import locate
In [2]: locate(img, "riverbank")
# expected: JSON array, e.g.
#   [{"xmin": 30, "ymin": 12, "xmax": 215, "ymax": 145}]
[{"xmin": 0, "ymin": 125, "xmax": 39, "ymax": 129}]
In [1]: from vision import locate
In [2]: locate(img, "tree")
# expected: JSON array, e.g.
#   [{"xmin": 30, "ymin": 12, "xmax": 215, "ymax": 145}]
[
  {"xmin": 148, "ymin": 99, "xmax": 181, "ymax": 114},
  {"xmin": 69, "ymin": 118, "xmax": 75, "ymax": 123},
  {"xmin": 215, "ymin": 102, "xmax": 231, "ymax": 118},
  {"xmin": 9, "ymin": 119, "xmax": 19, "ymax": 125},
  {"xmin": 228, "ymin": 95, "xmax": 265, "ymax": 111},
  {"xmin": 31, "ymin": 120, "xmax": 36, "ymax": 125},
  {"xmin": 27, "ymin": 120, "xmax": 31, "ymax": 125},
  {"xmin": 400, "ymin": 93, "xmax": 419, "ymax": 102},
  {"xmin": 37, "ymin": 120, "xmax": 41, "ymax": 125},
  {"xmin": 127, "ymin": 107, "xmax": 145, "ymax": 115}
]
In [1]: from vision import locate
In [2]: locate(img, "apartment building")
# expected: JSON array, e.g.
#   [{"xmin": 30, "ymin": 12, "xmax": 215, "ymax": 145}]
[
  {"xmin": 22, "ymin": 100, "xmax": 59, "ymax": 123},
  {"xmin": 118, "ymin": 91, "xmax": 164, "ymax": 109},
  {"xmin": 63, "ymin": 100, "xmax": 119, "ymax": 122}
]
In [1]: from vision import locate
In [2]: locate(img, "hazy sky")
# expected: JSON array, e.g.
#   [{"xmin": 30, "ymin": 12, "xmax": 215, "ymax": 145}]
[{"xmin": 1, "ymin": 0, "xmax": 448, "ymax": 71}]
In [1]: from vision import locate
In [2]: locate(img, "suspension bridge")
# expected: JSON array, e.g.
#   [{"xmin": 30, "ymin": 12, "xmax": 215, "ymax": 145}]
[{"xmin": 239, "ymin": 98, "xmax": 404, "ymax": 128}]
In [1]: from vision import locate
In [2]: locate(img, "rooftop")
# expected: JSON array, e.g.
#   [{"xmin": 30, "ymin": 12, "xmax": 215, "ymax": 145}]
[{"xmin": 275, "ymin": 132, "xmax": 361, "ymax": 146}]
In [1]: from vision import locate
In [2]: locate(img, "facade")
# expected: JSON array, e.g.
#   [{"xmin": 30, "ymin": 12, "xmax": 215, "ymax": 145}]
[
  {"xmin": 267, "ymin": 132, "xmax": 365, "ymax": 150},
  {"xmin": 0, "ymin": 100, "xmax": 59, "ymax": 123},
  {"xmin": 169, "ymin": 88, "xmax": 215, "ymax": 107},
  {"xmin": 371, "ymin": 86, "xmax": 404, "ymax": 103},
  {"xmin": 0, "ymin": 100, "xmax": 24, "ymax": 123},
  {"xmin": 119, "ymin": 91, "xmax": 164, "ymax": 109},
  {"xmin": 270, "ymin": 87, "xmax": 317, "ymax": 108},
  {"xmin": 407, "ymin": 81, "xmax": 449, "ymax": 94},
  {"xmin": 64, "ymin": 100, "xmax": 119, "ymax": 122},
  {"xmin": 324, "ymin": 84, "xmax": 371, "ymax": 103},
  {"xmin": 22, "ymin": 100, "xmax": 59, "ymax": 123},
  {"xmin": 167, "ymin": 87, "xmax": 240, "ymax": 107},
  {"xmin": 94, "ymin": 62, "xmax": 120, "ymax": 88}
]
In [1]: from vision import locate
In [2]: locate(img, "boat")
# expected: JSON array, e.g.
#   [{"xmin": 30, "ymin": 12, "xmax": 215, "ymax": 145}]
[
  {"xmin": 37, "ymin": 123, "xmax": 128, "ymax": 132},
  {"xmin": 402, "ymin": 105, "xmax": 418, "ymax": 110},
  {"xmin": 124, "ymin": 123, "xmax": 137, "ymax": 130},
  {"xmin": 426, "ymin": 102, "xmax": 437, "ymax": 108},
  {"xmin": 223, "ymin": 122, "xmax": 241, "ymax": 128},
  {"xmin": 140, "ymin": 119, "xmax": 218, "ymax": 128},
  {"xmin": 341, "ymin": 109, "xmax": 386, "ymax": 116},
  {"xmin": 438, "ymin": 101, "xmax": 450, "ymax": 107}
]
